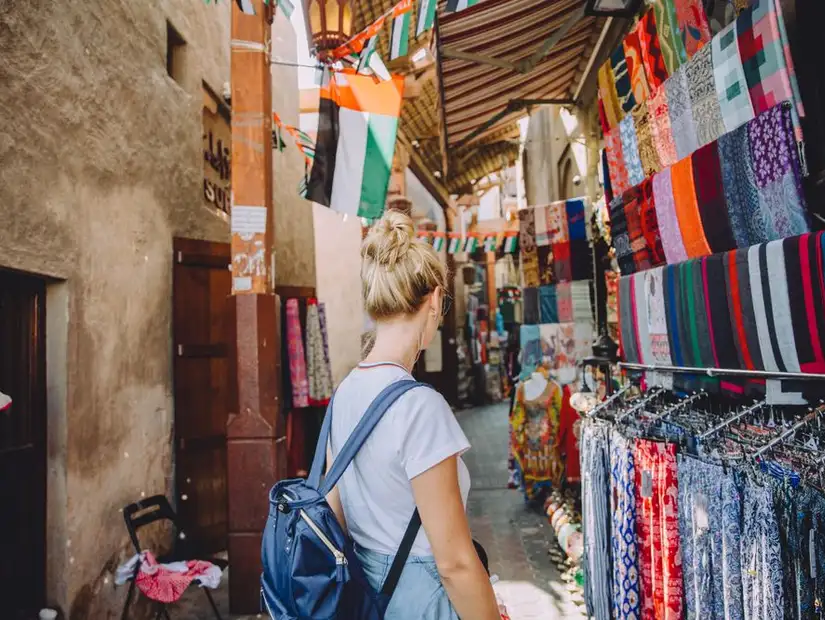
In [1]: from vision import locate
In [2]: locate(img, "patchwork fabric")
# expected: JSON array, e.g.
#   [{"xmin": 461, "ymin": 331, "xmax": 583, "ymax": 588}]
[
  {"xmin": 713, "ymin": 20, "xmax": 755, "ymax": 132},
  {"xmin": 648, "ymin": 86, "xmax": 678, "ymax": 167},
  {"xmin": 620, "ymin": 114, "xmax": 645, "ymax": 188},
  {"xmin": 638, "ymin": 11, "xmax": 669, "ymax": 90},
  {"xmin": 611, "ymin": 46, "xmax": 637, "ymax": 115},
  {"xmin": 666, "ymin": 65, "xmax": 699, "ymax": 160},
  {"xmin": 624, "ymin": 29, "xmax": 651, "ymax": 105},
  {"xmin": 685, "ymin": 43, "xmax": 726, "ymax": 147}
]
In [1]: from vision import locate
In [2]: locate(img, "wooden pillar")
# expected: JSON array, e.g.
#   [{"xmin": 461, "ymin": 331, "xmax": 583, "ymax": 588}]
[{"xmin": 227, "ymin": 0, "xmax": 284, "ymax": 613}]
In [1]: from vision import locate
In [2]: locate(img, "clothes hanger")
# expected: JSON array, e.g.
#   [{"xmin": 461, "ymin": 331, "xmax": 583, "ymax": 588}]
[
  {"xmin": 585, "ymin": 383, "xmax": 634, "ymax": 420},
  {"xmin": 751, "ymin": 405, "xmax": 825, "ymax": 460},
  {"xmin": 615, "ymin": 387, "xmax": 665, "ymax": 424},
  {"xmin": 643, "ymin": 390, "xmax": 707, "ymax": 429},
  {"xmin": 698, "ymin": 399, "xmax": 768, "ymax": 442}
]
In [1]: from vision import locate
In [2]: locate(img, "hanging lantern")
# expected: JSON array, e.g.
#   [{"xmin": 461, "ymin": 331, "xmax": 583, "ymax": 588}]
[
  {"xmin": 584, "ymin": 0, "xmax": 643, "ymax": 18},
  {"xmin": 302, "ymin": 0, "xmax": 354, "ymax": 59}
]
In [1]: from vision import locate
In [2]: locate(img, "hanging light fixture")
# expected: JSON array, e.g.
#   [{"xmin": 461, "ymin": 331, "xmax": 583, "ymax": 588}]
[
  {"xmin": 302, "ymin": 0, "xmax": 354, "ymax": 59},
  {"xmin": 584, "ymin": 0, "xmax": 643, "ymax": 18}
]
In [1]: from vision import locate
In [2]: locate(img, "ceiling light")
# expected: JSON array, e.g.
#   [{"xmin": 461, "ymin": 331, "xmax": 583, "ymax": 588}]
[
  {"xmin": 470, "ymin": 179, "xmax": 477, "ymax": 185},
  {"xmin": 411, "ymin": 139, "xmax": 420, "ymax": 148},
  {"xmin": 433, "ymin": 171, "xmax": 442, "ymax": 178}
]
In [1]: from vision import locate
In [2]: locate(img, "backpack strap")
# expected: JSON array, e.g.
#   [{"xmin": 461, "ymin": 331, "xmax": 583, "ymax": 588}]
[
  {"xmin": 307, "ymin": 379, "xmax": 425, "ymax": 496},
  {"xmin": 381, "ymin": 509, "xmax": 422, "ymax": 597}
]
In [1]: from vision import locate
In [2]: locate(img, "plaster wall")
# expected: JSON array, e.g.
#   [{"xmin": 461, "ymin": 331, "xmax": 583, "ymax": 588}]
[
  {"xmin": 0, "ymin": 1, "xmax": 305, "ymax": 617},
  {"xmin": 312, "ymin": 205, "xmax": 364, "ymax": 385}
]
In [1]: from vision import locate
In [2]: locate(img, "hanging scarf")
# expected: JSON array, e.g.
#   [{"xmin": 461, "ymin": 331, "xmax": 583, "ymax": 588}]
[
  {"xmin": 539, "ymin": 285, "xmax": 559, "ymax": 324},
  {"xmin": 538, "ymin": 245, "xmax": 556, "ymax": 285},
  {"xmin": 523, "ymin": 287, "xmax": 540, "ymax": 325},
  {"xmin": 610, "ymin": 195, "xmax": 635, "ymax": 275},
  {"xmin": 599, "ymin": 61, "xmax": 622, "ymax": 129},
  {"xmin": 611, "ymin": 47, "xmax": 637, "ymax": 115},
  {"xmin": 648, "ymin": 85, "xmax": 678, "ymax": 167},
  {"xmin": 624, "ymin": 186, "xmax": 653, "ymax": 274},
  {"xmin": 552, "ymin": 242, "xmax": 572, "ymax": 283},
  {"xmin": 652, "ymin": 168, "xmax": 688, "ymax": 264},
  {"xmin": 654, "ymin": 0, "xmax": 687, "ymax": 74},
  {"xmin": 606, "ymin": 124, "xmax": 630, "ymax": 196},
  {"xmin": 305, "ymin": 299, "xmax": 333, "ymax": 406},
  {"xmin": 285, "ymin": 298, "xmax": 310, "ymax": 408},
  {"xmin": 640, "ymin": 178, "xmax": 666, "ymax": 266},
  {"xmin": 673, "ymin": 0, "xmax": 711, "ymax": 58},
  {"xmin": 671, "ymin": 157, "xmax": 712, "ymax": 258},
  {"xmin": 686, "ymin": 43, "xmax": 726, "ymax": 147},
  {"xmin": 665, "ymin": 65, "xmax": 699, "ymax": 161},
  {"xmin": 522, "ymin": 249, "xmax": 541, "ymax": 288},
  {"xmin": 556, "ymin": 282, "xmax": 573, "ymax": 323},
  {"xmin": 519, "ymin": 207, "xmax": 537, "ymax": 253},
  {"xmin": 717, "ymin": 122, "xmax": 764, "ymax": 247},
  {"xmin": 565, "ymin": 198, "xmax": 588, "ymax": 242},
  {"xmin": 633, "ymin": 102, "xmax": 661, "ymax": 176},
  {"xmin": 638, "ymin": 11, "xmax": 669, "ymax": 90},
  {"xmin": 691, "ymin": 143, "xmax": 736, "ymax": 253},
  {"xmin": 645, "ymin": 266, "xmax": 672, "ymax": 364},
  {"xmin": 619, "ymin": 115, "xmax": 645, "ymax": 188},
  {"xmin": 712, "ymin": 20, "xmax": 755, "ymax": 133},
  {"xmin": 624, "ymin": 29, "xmax": 650, "ymax": 105},
  {"xmin": 748, "ymin": 103, "xmax": 809, "ymax": 239}
]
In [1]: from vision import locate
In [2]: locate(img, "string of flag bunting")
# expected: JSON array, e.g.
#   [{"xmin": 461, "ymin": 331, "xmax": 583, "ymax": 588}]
[
  {"xmin": 272, "ymin": 112, "xmax": 316, "ymax": 197},
  {"xmin": 416, "ymin": 231, "xmax": 518, "ymax": 255}
]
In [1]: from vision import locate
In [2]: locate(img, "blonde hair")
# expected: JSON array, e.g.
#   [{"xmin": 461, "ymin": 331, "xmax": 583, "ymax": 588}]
[{"xmin": 361, "ymin": 210, "xmax": 447, "ymax": 321}]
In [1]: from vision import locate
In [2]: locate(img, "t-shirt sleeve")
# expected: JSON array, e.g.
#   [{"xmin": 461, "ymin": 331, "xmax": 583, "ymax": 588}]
[{"xmin": 396, "ymin": 387, "xmax": 471, "ymax": 480}]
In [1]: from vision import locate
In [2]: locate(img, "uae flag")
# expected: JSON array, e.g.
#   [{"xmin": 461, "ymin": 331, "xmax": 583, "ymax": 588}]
[
  {"xmin": 504, "ymin": 233, "xmax": 518, "ymax": 253},
  {"xmin": 432, "ymin": 232, "xmax": 446, "ymax": 252},
  {"xmin": 463, "ymin": 235, "xmax": 479, "ymax": 253},
  {"xmin": 307, "ymin": 72, "xmax": 405, "ymax": 219},
  {"xmin": 483, "ymin": 234, "xmax": 497, "ymax": 253},
  {"xmin": 390, "ymin": 10, "xmax": 411, "ymax": 59},
  {"xmin": 445, "ymin": 0, "xmax": 480, "ymax": 11},
  {"xmin": 416, "ymin": 0, "xmax": 436, "ymax": 37},
  {"xmin": 447, "ymin": 234, "xmax": 461, "ymax": 254}
]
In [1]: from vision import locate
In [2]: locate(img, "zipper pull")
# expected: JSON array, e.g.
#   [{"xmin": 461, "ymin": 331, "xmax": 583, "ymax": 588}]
[{"xmin": 335, "ymin": 554, "xmax": 349, "ymax": 582}]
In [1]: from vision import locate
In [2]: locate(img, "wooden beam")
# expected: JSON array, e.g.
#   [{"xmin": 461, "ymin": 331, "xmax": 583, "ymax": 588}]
[
  {"xmin": 521, "ymin": 4, "xmax": 587, "ymax": 73},
  {"xmin": 440, "ymin": 47, "xmax": 523, "ymax": 72}
]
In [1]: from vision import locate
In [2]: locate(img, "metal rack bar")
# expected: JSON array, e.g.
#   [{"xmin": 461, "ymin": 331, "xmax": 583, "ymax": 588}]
[
  {"xmin": 753, "ymin": 405, "xmax": 825, "ymax": 459},
  {"xmin": 698, "ymin": 399, "xmax": 768, "ymax": 440},
  {"xmin": 619, "ymin": 362, "xmax": 825, "ymax": 381},
  {"xmin": 586, "ymin": 384, "xmax": 633, "ymax": 419}
]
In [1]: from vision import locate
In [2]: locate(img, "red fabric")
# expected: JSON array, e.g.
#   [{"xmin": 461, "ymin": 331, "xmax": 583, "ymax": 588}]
[
  {"xmin": 800, "ymin": 233, "xmax": 825, "ymax": 372},
  {"xmin": 640, "ymin": 179, "xmax": 666, "ymax": 267},
  {"xmin": 673, "ymin": 0, "xmax": 711, "ymax": 58},
  {"xmin": 634, "ymin": 440, "xmax": 682, "ymax": 620},
  {"xmin": 135, "ymin": 552, "xmax": 218, "ymax": 603},
  {"xmin": 558, "ymin": 386, "xmax": 580, "ymax": 482},
  {"xmin": 606, "ymin": 125, "xmax": 630, "ymax": 196},
  {"xmin": 638, "ymin": 11, "xmax": 669, "ymax": 90},
  {"xmin": 727, "ymin": 251, "xmax": 755, "ymax": 369},
  {"xmin": 286, "ymin": 410, "xmax": 307, "ymax": 477}
]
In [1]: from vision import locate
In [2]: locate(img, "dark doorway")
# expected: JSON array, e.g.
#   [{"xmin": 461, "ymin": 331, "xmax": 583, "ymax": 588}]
[
  {"xmin": 0, "ymin": 270, "xmax": 47, "ymax": 618},
  {"xmin": 172, "ymin": 238, "xmax": 234, "ymax": 553}
]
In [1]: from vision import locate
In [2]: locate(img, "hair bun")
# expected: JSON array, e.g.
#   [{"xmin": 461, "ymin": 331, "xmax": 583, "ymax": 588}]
[{"xmin": 362, "ymin": 210, "xmax": 415, "ymax": 268}]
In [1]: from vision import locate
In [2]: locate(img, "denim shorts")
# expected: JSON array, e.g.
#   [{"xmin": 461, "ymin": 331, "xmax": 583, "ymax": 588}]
[{"xmin": 354, "ymin": 544, "xmax": 459, "ymax": 620}]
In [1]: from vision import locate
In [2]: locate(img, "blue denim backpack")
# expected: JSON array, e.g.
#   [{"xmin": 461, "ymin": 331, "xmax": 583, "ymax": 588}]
[{"xmin": 261, "ymin": 380, "xmax": 425, "ymax": 619}]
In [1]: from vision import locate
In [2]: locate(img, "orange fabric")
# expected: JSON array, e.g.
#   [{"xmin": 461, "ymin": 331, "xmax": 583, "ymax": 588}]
[
  {"xmin": 319, "ymin": 73, "xmax": 405, "ymax": 117},
  {"xmin": 670, "ymin": 158, "xmax": 711, "ymax": 258}
]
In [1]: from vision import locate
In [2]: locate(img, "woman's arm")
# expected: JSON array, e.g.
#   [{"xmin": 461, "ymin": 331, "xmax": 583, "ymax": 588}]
[
  {"xmin": 325, "ymin": 445, "xmax": 348, "ymax": 533},
  {"xmin": 411, "ymin": 456, "xmax": 500, "ymax": 620}
]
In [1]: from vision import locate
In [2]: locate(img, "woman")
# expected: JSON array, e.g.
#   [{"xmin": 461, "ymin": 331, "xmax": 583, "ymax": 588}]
[{"xmin": 325, "ymin": 211, "xmax": 500, "ymax": 619}]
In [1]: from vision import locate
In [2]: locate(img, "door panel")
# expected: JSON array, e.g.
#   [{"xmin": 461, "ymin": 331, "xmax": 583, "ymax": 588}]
[
  {"xmin": 0, "ymin": 270, "xmax": 46, "ymax": 618},
  {"xmin": 173, "ymin": 238, "xmax": 233, "ymax": 552}
]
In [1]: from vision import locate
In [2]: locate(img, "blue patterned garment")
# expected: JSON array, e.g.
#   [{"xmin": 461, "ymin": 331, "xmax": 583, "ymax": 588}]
[
  {"xmin": 740, "ymin": 478, "xmax": 784, "ymax": 620},
  {"xmin": 717, "ymin": 123, "xmax": 766, "ymax": 248},
  {"xmin": 581, "ymin": 422, "xmax": 613, "ymax": 620},
  {"xmin": 609, "ymin": 430, "xmax": 641, "ymax": 620},
  {"xmin": 678, "ymin": 456, "xmax": 744, "ymax": 620},
  {"xmin": 620, "ymin": 114, "xmax": 645, "ymax": 188},
  {"xmin": 795, "ymin": 486, "xmax": 825, "ymax": 618}
]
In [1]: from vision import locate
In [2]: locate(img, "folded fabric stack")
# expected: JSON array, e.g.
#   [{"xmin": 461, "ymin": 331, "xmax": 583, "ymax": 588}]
[
  {"xmin": 601, "ymin": 0, "xmax": 805, "ymax": 198},
  {"xmin": 619, "ymin": 232, "xmax": 825, "ymax": 374},
  {"xmin": 519, "ymin": 199, "xmax": 593, "ymax": 287}
]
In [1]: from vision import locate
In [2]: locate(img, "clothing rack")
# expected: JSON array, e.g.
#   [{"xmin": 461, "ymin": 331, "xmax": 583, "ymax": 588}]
[
  {"xmin": 619, "ymin": 362, "xmax": 825, "ymax": 381},
  {"xmin": 753, "ymin": 404, "xmax": 825, "ymax": 459},
  {"xmin": 585, "ymin": 384, "xmax": 633, "ymax": 419},
  {"xmin": 698, "ymin": 399, "xmax": 768, "ymax": 440}
]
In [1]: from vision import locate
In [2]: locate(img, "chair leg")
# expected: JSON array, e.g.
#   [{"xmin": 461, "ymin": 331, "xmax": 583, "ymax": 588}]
[
  {"xmin": 121, "ymin": 579, "xmax": 137, "ymax": 620},
  {"xmin": 204, "ymin": 588, "xmax": 224, "ymax": 620}
]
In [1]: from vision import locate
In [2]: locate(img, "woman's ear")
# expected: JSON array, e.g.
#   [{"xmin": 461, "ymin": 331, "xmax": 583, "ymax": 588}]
[{"xmin": 430, "ymin": 287, "xmax": 441, "ymax": 317}]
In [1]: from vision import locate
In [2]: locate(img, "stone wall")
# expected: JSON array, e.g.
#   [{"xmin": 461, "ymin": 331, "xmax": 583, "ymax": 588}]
[{"xmin": 0, "ymin": 1, "xmax": 305, "ymax": 617}]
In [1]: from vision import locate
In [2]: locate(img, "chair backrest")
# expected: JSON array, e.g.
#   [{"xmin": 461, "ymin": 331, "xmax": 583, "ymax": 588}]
[{"xmin": 122, "ymin": 495, "xmax": 180, "ymax": 554}]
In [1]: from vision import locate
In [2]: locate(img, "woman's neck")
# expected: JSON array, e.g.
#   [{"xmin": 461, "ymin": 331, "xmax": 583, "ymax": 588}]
[{"xmin": 363, "ymin": 320, "xmax": 421, "ymax": 372}]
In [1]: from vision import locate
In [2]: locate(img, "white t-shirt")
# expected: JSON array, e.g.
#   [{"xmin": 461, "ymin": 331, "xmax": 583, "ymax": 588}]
[{"xmin": 329, "ymin": 364, "xmax": 471, "ymax": 557}]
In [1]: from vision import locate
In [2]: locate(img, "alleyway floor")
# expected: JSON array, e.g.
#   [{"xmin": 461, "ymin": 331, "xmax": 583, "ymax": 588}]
[{"xmin": 176, "ymin": 402, "xmax": 584, "ymax": 619}]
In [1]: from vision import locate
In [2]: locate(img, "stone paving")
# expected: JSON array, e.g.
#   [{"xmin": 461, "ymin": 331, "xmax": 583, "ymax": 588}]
[{"xmin": 173, "ymin": 402, "xmax": 585, "ymax": 619}]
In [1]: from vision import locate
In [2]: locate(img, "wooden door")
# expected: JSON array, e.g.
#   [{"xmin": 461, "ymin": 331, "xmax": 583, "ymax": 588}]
[
  {"xmin": 0, "ymin": 270, "xmax": 47, "ymax": 618},
  {"xmin": 173, "ymin": 238, "xmax": 234, "ymax": 553}
]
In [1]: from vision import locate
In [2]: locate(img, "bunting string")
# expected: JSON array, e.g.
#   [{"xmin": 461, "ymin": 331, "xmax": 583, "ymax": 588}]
[{"xmin": 417, "ymin": 231, "xmax": 519, "ymax": 255}]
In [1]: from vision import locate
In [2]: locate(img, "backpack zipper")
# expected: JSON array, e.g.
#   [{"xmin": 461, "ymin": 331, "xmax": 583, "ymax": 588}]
[{"xmin": 299, "ymin": 509, "xmax": 348, "ymax": 568}]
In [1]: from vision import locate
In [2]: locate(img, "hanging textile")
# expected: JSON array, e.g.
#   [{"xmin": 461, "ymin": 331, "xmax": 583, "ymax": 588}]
[
  {"xmin": 619, "ymin": 114, "xmax": 646, "ymax": 187},
  {"xmin": 609, "ymin": 430, "xmax": 641, "ymax": 620},
  {"xmin": 741, "ymin": 483, "xmax": 784, "ymax": 619},
  {"xmin": 671, "ymin": 157, "xmax": 712, "ymax": 258},
  {"xmin": 685, "ymin": 43, "xmax": 726, "ymax": 147},
  {"xmin": 537, "ymin": 245, "xmax": 555, "ymax": 285},
  {"xmin": 691, "ymin": 143, "xmax": 736, "ymax": 254},
  {"xmin": 565, "ymin": 199, "xmax": 588, "ymax": 242},
  {"xmin": 599, "ymin": 62, "xmax": 622, "ymax": 130},
  {"xmin": 285, "ymin": 298, "xmax": 310, "ymax": 408},
  {"xmin": 717, "ymin": 121, "xmax": 763, "ymax": 248},
  {"xmin": 552, "ymin": 242, "xmax": 572, "ymax": 283},
  {"xmin": 539, "ymin": 285, "xmax": 558, "ymax": 324},
  {"xmin": 666, "ymin": 65, "xmax": 700, "ymax": 161},
  {"xmin": 672, "ymin": 0, "xmax": 711, "ymax": 58},
  {"xmin": 633, "ymin": 103, "xmax": 661, "ymax": 176},
  {"xmin": 653, "ymin": 0, "xmax": 687, "ymax": 75},
  {"xmin": 556, "ymin": 282, "xmax": 573, "ymax": 324},
  {"xmin": 519, "ymin": 324, "xmax": 542, "ymax": 374},
  {"xmin": 611, "ymin": 46, "xmax": 637, "ymax": 115},
  {"xmin": 606, "ymin": 124, "xmax": 631, "ymax": 196},
  {"xmin": 523, "ymin": 287, "xmax": 540, "ymax": 325},
  {"xmin": 648, "ymin": 85, "xmax": 678, "ymax": 168},
  {"xmin": 712, "ymin": 20, "xmax": 755, "ymax": 133},
  {"xmin": 638, "ymin": 11, "xmax": 670, "ymax": 90},
  {"xmin": 645, "ymin": 267, "xmax": 672, "ymax": 364},
  {"xmin": 624, "ymin": 28, "xmax": 651, "ymax": 104},
  {"xmin": 305, "ymin": 299, "xmax": 333, "ymax": 406}
]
